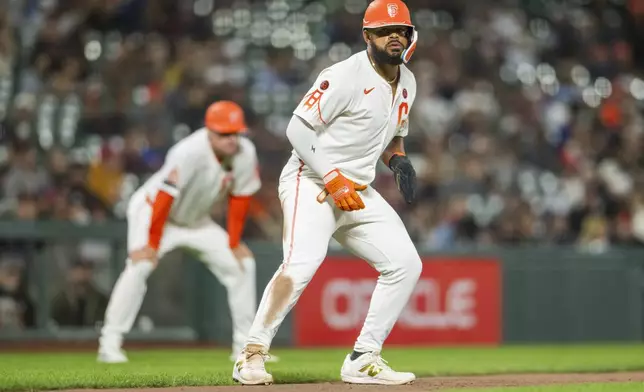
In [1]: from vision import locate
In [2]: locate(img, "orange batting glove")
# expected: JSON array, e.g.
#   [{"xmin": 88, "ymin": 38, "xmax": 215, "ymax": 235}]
[{"xmin": 320, "ymin": 169, "xmax": 368, "ymax": 211}]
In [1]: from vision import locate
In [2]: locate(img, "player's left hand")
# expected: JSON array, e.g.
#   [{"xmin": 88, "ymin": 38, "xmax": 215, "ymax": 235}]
[{"xmin": 389, "ymin": 154, "xmax": 416, "ymax": 204}]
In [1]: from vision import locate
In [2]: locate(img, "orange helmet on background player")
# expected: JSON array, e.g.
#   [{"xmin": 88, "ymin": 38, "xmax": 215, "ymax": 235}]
[
  {"xmin": 205, "ymin": 100, "xmax": 248, "ymax": 134},
  {"xmin": 363, "ymin": 0, "xmax": 418, "ymax": 63}
]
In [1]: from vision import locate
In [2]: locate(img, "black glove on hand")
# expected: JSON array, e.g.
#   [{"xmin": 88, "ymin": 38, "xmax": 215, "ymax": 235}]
[{"xmin": 388, "ymin": 154, "xmax": 416, "ymax": 204}]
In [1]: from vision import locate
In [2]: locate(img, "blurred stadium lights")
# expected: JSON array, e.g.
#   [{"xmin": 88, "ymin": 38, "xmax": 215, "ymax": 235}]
[
  {"xmin": 84, "ymin": 40, "xmax": 102, "ymax": 61},
  {"xmin": 104, "ymin": 31, "xmax": 123, "ymax": 62},
  {"xmin": 629, "ymin": 78, "xmax": 644, "ymax": 100},
  {"xmin": 304, "ymin": 3, "xmax": 327, "ymax": 23},
  {"xmin": 193, "ymin": 0, "xmax": 214, "ymax": 16},
  {"xmin": 450, "ymin": 31, "xmax": 471, "ymax": 50},
  {"xmin": 571, "ymin": 65, "xmax": 590, "ymax": 87},
  {"xmin": 222, "ymin": 37, "xmax": 247, "ymax": 59},
  {"xmin": 582, "ymin": 87, "xmax": 601, "ymax": 108},
  {"xmin": 345, "ymin": 0, "xmax": 367, "ymax": 14},
  {"xmin": 213, "ymin": 9, "xmax": 235, "ymax": 36},
  {"xmin": 0, "ymin": 76, "xmax": 12, "ymax": 121},
  {"xmin": 328, "ymin": 43, "xmax": 352, "ymax": 63},
  {"xmin": 541, "ymin": 79, "xmax": 560, "ymax": 96},
  {"xmin": 529, "ymin": 18, "xmax": 551, "ymax": 40},
  {"xmin": 271, "ymin": 28, "xmax": 292, "ymax": 48},
  {"xmin": 228, "ymin": 65, "xmax": 248, "ymax": 87},
  {"xmin": 204, "ymin": 65, "xmax": 228, "ymax": 85},
  {"xmin": 414, "ymin": 9, "xmax": 433, "ymax": 30},
  {"xmin": 172, "ymin": 124, "xmax": 192, "ymax": 143},
  {"xmin": 267, "ymin": 0, "xmax": 290, "ymax": 20},
  {"xmin": 499, "ymin": 64, "xmax": 519, "ymax": 84},
  {"xmin": 233, "ymin": 7, "xmax": 252, "ymax": 28},
  {"xmin": 294, "ymin": 40, "xmax": 316, "ymax": 60},
  {"xmin": 37, "ymin": 95, "xmax": 57, "ymax": 149},
  {"xmin": 59, "ymin": 95, "xmax": 81, "ymax": 148},
  {"xmin": 536, "ymin": 63, "xmax": 556, "ymax": 84},
  {"xmin": 594, "ymin": 77, "xmax": 612, "ymax": 99},
  {"xmin": 285, "ymin": 12, "xmax": 309, "ymax": 32},
  {"xmin": 434, "ymin": 11, "xmax": 454, "ymax": 30},
  {"xmin": 517, "ymin": 63, "xmax": 537, "ymax": 85},
  {"xmin": 132, "ymin": 86, "xmax": 150, "ymax": 107}
]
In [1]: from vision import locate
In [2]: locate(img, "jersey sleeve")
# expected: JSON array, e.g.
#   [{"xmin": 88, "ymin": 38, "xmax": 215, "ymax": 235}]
[
  {"xmin": 231, "ymin": 139, "xmax": 261, "ymax": 197},
  {"xmin": 395, "ymin": 116, "xmax": 410, "ymax": 138},
  {"xmin": 395, "ymin": 73, "xmax": 417, "ymax": 138},
  {"xmin": 146, "ymin": 148, "xmax": 196, "ymax": 250},
  {"xmin": 155, "ymin": 148, "xmax": 195, "ymax": 196},
  {"xmin": 293, "ymin": 67, "xmax": 353, "ymax": 132}
]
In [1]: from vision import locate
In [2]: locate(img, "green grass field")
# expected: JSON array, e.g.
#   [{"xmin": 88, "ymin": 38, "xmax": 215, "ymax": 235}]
[
  {"xmin": 443, "ymin": 383, "xmax": 644, "ymax": 392},
  {"xmin": 1, "ymin": 344, "xmax": 644, "ymax": 391}
]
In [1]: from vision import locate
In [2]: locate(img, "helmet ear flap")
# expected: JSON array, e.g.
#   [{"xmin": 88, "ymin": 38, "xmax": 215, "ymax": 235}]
[
  {"xmin": 405, "ymin": 26, "xmax": 413, "ymax": 39},
  {"xmin": 401, "ymin": 28, "xmax": 417, "ymax": 64}
]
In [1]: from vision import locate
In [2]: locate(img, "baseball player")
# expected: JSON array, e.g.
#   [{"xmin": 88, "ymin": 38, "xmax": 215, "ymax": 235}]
[
  {"xmin": 97, "ymin": 101, "xmax": 266, "ymax": 363},
  {"xmin": 233, "ymin": 0, "xmax": 420, "ymax": 386}
]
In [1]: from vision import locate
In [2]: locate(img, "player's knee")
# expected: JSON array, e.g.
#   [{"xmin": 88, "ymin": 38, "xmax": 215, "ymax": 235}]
[
  {"xmin": 243, "ymin": 256, "xmax": 256, "ymax": 273},
  {"xmin": 404, "ymin": 255, "xmax": 422, "ymax": 283},
  {"xmin": 386, "ymin": 252, "xmax": 422, "ymax": 284}
]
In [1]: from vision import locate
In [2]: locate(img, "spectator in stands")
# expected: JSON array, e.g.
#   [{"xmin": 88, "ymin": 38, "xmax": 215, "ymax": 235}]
[
  {"xmin": 0, "ymin": 0, "xmax": 642, "ymax": 251},
  {"xmin": 0, "ymin": 253, "xmax": 34, "ymax": 330},
  {"xmin": 2, "ymin": 144, "xmax": 50, "ymax": 200},
  {"xmin": 50, "ymin": 259, "xmax": 108, "ymax": 328},
  {"xmin": 0, "ymin": 8, "xmax": 13, "ymax": 77}
]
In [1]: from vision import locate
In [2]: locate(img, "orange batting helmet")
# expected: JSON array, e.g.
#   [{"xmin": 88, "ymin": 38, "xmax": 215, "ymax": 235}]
[
  {"xmin": 363, "ymin": 0, "xmax": 418, "ymax": 63},
  {"xmin": 204, "ymin": 100, "xmax": 247, "ymax": 134}
]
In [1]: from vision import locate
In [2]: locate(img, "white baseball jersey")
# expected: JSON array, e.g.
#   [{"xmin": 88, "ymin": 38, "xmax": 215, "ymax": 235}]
[
  {"xmin": 288, "ymin": 50, "xmax": 417, "ymax": 185},
  {"xmin": 133, "ymin": 128, "xmax": 261, "ymax": 228}
]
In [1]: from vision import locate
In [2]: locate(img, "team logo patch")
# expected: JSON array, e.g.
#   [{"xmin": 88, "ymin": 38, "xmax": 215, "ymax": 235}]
[
  {"xmin": 320, "ymin": 80, "xmax": 329, "ymax": 90},
  {"xmin": 402, "ymin": 88, "xmax": 407, "ymax": 98},
  {"xmin": 387, "ymin": 3, "xmax": 398, "ymax": 17}
]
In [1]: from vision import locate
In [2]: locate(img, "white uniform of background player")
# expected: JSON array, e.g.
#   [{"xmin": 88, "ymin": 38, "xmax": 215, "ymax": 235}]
[
  {"xmin": 98, "ymin": 101, "xmax": 265, "ymax": 363},
  {"xmin": 233, "ymin": 0, "xmax": 421, "ymax": 386}
]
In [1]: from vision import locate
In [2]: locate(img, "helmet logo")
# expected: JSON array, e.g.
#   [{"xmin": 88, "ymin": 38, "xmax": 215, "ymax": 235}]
[{"xmin": 387, "ymin": 3, "xmax": 398, "ymax": 18}]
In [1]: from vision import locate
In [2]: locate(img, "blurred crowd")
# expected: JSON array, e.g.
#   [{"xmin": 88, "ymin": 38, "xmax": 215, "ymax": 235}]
[{"xmin": 1, "ymin": 0, "xmax": 644, "ymax": 263}]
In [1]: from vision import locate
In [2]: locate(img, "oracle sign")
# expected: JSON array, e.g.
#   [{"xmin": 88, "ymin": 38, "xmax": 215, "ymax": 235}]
[
  {"xmin": 322, "ymin": 277, "xmax": 477, "ymax": 330},
  {"xmin": 294, "ymin": 257, "xmax": 501, "ymax": 346}
]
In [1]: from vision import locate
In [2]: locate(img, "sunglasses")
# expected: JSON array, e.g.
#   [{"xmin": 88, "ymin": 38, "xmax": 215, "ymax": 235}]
[{"xmin": 368, "ymin": 26, "xmax": 412, "ymax": 39}]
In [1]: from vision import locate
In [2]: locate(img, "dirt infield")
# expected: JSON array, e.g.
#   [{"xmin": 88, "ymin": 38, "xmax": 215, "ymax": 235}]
[{"xmin": 61, "ymin": 371, "xmax": 644, "ymax": 392}]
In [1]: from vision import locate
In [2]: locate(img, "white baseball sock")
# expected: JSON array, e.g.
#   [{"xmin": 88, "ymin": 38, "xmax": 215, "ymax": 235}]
[{"xmin": 99, "ymin": 260, "xmax": 155, "ymax": 351}]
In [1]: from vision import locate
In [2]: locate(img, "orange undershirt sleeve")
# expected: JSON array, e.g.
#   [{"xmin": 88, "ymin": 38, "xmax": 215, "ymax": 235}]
[
  {"xmin": 148, "ymin": 190, "xmax": 175, "ymax": 250},
  {"xmin": 147, "ymin": 171, "xmax": 179, "ymax": 251},
  {"xmin": 228, "ymin": 195, "xmax": 252, "ymax": 249}
]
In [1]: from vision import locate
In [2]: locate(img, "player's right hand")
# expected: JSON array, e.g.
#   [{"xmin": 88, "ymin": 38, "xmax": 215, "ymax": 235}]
[
  {"xmin": 322, "ymin": 169, "xmax": 368, "ymax": 211},
  {"xmin": 232, "ymin": 242, "xmax": 253, "ymax": 272},
  {"xmin": 129, "ymin": 245, "xmax": 158, "ymax": 266}
]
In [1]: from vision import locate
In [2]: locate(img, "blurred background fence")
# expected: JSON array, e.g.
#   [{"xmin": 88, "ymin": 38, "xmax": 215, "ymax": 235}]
[
  {"xmin": 0, "ymin": 221, "xmax": 643, "ymax": 348},
  {"xmin": 2, "ymin": 0, "xmax": 644, "ymax": 347}
]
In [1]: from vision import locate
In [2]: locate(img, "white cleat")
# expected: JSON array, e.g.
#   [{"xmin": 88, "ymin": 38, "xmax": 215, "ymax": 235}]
[
  {"xmin": 97, "ymin": 348, "xmax": 129, "ymax": 364},
  {"xmin": 232, "ymin": 345, "xmax": 274, "ymax": 385},
  {"xmin": 265, "ymin": 354, "xmax": 280, "ymax": 363},
  {"xmin": 340, "ymin": 352, "xmax": 415, "ymax": 385},
  {"xmin": 230, "ymin": 353, "xmax": 280, "ymax": 363}
]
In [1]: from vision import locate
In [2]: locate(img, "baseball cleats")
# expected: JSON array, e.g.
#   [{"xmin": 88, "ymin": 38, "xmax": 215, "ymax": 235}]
[
  {"xmin": 230, "ymin": 353, "xmax": 280, "ymax": 363},
  {"xmin": 232, "ymin": 344, "xmax": 274, "ymax": 385},
  {"xmin": 97, "ymin": 347, "xmax": 128, "ymax": 364},
  {"xmin": 340, "ymin": 351, "xmax": 415, "ymax": 385}
]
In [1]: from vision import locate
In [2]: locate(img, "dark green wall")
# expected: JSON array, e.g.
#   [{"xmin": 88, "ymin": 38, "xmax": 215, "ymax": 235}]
[{"xmin": 0, "ymin": 222, "xmax": 642, "ymax": 345}]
